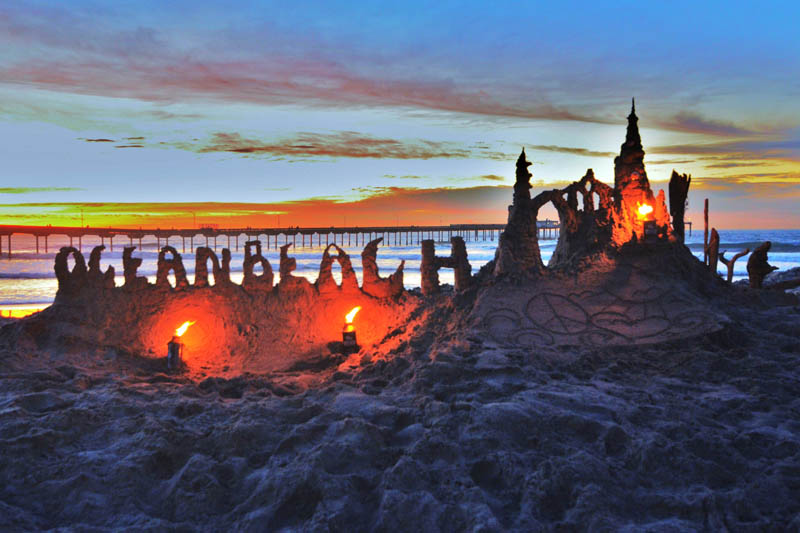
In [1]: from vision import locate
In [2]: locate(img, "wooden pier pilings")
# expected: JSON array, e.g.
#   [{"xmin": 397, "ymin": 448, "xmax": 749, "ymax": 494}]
[{"xmin": 0, "ymin": 221, "xmax": 562, "ymax": 258}]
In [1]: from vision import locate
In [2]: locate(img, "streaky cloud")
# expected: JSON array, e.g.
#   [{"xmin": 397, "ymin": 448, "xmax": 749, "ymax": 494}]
[
  {"xmin": 655, "ymin": 112, "xmax": 763, "ymax": 137},
  {"xmin": 179, "ymin": 131, "xmax": 504, "ymax": 160},
  {"xmin": 528, "ymin": 145, "xmax": 615, "ymax": 158},
  {"xmin": 0, "ymin": 187, "xmax": 84, "ymax": 194}
]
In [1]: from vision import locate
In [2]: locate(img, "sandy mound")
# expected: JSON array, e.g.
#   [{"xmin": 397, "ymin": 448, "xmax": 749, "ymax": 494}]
[
  {"xmin": 1, "ymin": 291, "xmax": 800, "ymax": 530},
  {"xmin": 473, "ymin": 243, "xmax": 729, "ymax": 347},
  {"xmin": 9, "ymin": 282, "xmax": 421, "ymax": 378}
]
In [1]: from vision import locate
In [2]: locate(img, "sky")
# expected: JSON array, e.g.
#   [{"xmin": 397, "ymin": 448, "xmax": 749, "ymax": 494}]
[{"xmin": 1, "ymin": 0, "xmax": 799, "ymax": 229}]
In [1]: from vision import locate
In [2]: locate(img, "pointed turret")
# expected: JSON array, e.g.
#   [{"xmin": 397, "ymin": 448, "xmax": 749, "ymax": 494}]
[
  {"xmin": 614, "ymin": 97, "xmax": 649, "ymax": 199},
  {"xmin": 513, "ymin": 148, "xmax": 532, "ymax": 206},
  {"xmin": 494, "ymin": 147, "xmax": 544, "ymax": 276},
  {"xmin": 623, "ymin": 98, "xmax": 642, "ymax": 150}
]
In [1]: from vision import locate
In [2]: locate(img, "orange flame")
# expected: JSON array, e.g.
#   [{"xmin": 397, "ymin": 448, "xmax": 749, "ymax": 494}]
[
  {"xmin": 637, "ymin": 203, "xmax": 653, "ymax": 219},
  {"xmin": 175, "ymin": 320, "xmax": 195, "ymax": 337},
  {"xmin": 345, "ymin": 306, "xmax": 361, "ymax": 324}
]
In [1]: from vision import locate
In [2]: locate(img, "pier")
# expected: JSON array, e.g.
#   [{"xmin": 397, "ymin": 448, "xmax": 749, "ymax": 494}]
[{"xmin": 0, "ymin": 221, "xmax": 561, "ymax": 258}]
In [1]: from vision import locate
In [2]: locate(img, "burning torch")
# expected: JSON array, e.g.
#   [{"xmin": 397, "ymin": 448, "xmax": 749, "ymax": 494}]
[
  {"xmin": 636, "ymin": 202, "xmax": 657, "ymax": 241},
  {"xmin": 342, "ymin": 306, "xmax": 361, "ymax": 352},
  {"xmin": 167, "ymin": 320, "xmax": 195, "ymax": 370}
]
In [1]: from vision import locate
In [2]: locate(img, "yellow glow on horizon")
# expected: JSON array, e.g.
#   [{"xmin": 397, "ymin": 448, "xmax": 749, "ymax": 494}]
[{"xmin": 0, "ymin": 305, "xmax": 49, "ymax": 318}]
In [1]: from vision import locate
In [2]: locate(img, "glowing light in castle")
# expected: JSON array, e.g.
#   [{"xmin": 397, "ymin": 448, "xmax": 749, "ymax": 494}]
[
  {"xmin": 175, "ymin": 320, "xmax": 195, "ymax": 337},
  {"xmin": 342, "ymin": 306, "xmax": 361, "ymax": 351},
  {"xmin": 637, "ymin": 203, "xmax": 653, "ymax": 219}
]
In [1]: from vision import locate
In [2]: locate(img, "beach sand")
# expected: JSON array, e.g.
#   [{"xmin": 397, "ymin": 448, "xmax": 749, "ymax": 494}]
[{"xmin": 1, "ymin": 283, "xmax": 799, "ymax": 530}]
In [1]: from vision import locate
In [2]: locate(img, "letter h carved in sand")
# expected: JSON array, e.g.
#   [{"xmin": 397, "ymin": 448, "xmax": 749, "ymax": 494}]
[{"xmin": 420, "ymin": 236, "xmax": 472, "ymax": 296}]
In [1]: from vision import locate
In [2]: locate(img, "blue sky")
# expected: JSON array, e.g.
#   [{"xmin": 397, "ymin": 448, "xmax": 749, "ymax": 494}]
[{"xmin": 1, "ymin": 0, "xmax": 799, "ymax": 227}]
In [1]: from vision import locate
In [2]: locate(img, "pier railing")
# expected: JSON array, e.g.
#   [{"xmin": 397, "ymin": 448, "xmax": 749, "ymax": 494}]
[{"xmin": 0, "ymin": 221, "xmax": 561, "ymax": 257}]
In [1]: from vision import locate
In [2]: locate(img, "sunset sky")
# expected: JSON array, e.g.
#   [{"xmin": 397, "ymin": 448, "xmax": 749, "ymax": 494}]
[{"xmin": 1, "ymin": 1, "xmax": 799, "ymax": 228}]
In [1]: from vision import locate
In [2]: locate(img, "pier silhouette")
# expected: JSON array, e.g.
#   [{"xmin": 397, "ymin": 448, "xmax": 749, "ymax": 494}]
[{"xmin": 0, "ymin": 221, "xmax": 561, "ymax": 258}]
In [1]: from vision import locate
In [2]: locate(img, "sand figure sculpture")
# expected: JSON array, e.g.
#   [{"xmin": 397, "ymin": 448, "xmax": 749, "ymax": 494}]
[
  {"xmin": 277, "ymin": 243, "xmax": 312, "ymax": 292},
  {"xmin": 195, "ymin": 247, "xmax": 229, "ymax": 288},
  {"xmin": 54, "ymin": 247, "xmax": 88, "ymax": 296},
  {"xmin": 220, "ymin": 249, "xmax": 232, "ymax": 285},
  {"xmin": 747, "ymin": 241, "xmax": 778, "ymax": 288},
  {"xmin": 87, "ymin": 245, "xmax": 115, "ymax": 288},
  {"xmin": 421, "ymin": 237, "xmax": 472, "ymax": 295},
  {"xmin": 122, "ymin": 246, "xmax": 147, "ymax": 290},
  {"xmin": 361, "ymin": 238, "xmax": 405, "ymax": 298},
  {"xmin": 155, "ymin": 246, "xmax": 189, "ymax": 289},
  {"xmin": 242, "ymin": 241, "xmax": 274, "ymax": 291},
  {"xmin": 316, "ymin": 243, "xmax": 360, "ymax": 294}
]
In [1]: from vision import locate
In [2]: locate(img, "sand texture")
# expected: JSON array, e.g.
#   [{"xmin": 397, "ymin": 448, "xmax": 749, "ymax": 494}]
[
  {"xmin": 2, "ymin": 280, "xmax": 800, "ymax": 530},
  {"xmin": 475, "ymin": 247, "xmax": 728, "ymax": 347}
]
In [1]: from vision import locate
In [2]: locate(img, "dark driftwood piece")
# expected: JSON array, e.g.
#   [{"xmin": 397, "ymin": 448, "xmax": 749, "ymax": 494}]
[
  {"xmin": 719, "ymin": 248, "xmax": 749, "ymax": 283},
  {"xmin": 668, "ymin": 170, "xmax": 691, "ymax": 242},
  {"xmin": 747, "ymin": 241, "xmax": 778, "ymax": 288},
  {"xmin": 707, "ymin": 228, "xmax": 720, "ymax": 274}
]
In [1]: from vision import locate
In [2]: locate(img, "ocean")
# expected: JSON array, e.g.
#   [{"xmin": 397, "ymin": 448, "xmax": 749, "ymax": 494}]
[{"xmin": 1, "ymin": 229, "xmax": 799, "ymax": 308}]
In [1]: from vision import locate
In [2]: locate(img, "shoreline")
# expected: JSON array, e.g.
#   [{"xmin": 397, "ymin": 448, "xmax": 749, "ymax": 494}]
[{"xmin": 0, "ymin": 303, "xmax": 51, "ymax": 318}]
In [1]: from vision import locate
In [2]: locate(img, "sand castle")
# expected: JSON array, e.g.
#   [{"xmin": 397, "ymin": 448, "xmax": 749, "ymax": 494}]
[
  {"xmin": 39, "ymin": 101, "xmax": 769, "ymax": 370},
  {"xmin": 473, "ymin": 99, "xmax": 728, "ymax": 346}
]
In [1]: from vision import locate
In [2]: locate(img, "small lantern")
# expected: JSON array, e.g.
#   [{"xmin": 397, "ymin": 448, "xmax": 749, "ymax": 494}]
[
  {"xmin": 167, "ymin": 320, "xmax": 194, "ymax": 370},
  {"xmin": 643, "ymin": 219, "xmax": 658, "ymax": 241},
  {"xmin": 342, "ymin": 306, "xmax": 361, "ymax": 352},
  {"xmin": 167, "ymin": 335, "xmax": 183, "ymax": 370}
]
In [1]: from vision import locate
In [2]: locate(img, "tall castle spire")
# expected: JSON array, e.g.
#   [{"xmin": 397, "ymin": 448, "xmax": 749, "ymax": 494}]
[
  {"xmin": 623, "ymin": 97, "xmax": 642, "ymax": 152},
  {"xmin": 614, "ymin": 97, "xmax": 648, "ymax": 195}
]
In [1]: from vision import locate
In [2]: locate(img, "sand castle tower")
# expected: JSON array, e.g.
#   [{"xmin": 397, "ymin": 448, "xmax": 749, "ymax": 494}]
[{"xmin": 479, "ymin": 100, "xmax": 723, "ymax": 347}]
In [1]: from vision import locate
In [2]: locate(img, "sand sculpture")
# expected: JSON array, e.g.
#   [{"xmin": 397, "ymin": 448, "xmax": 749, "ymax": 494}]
[
  {"xmin": 361, "ymin": 238, "xmax": 405, "ymax": 298},
  {"xmin": 47, "ymin": 100, "xmax": 796, "ymax": 362},
  {"xmin": 420, "ymin": 237, "xmax": 472, "ymax": 295},
  {"xmin": 55, "ymin": 239, "xmax": 406, "ymax": 301},
  {"xmin": 51, "ymin": 236, "xmax": 410, "ymax": 372},
  {"xmin": 242, "ymin": 240, "xmax": 273, "ymax": 291},
  {"xmin": 494, "ymin": 99, "xmax": 673, "ymax": 277},
  {"xmin": 747, "ymin": 242, "xmax": 778, "ymax": 289},
  {"xmin": 475, "ymin": 100, "xmax": 737, "ymax": 346},
  {"xmin": 155, "ymin": 246, "xmax": 189, "ymax": 289}
]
